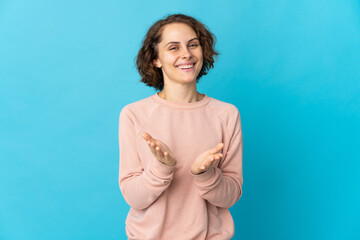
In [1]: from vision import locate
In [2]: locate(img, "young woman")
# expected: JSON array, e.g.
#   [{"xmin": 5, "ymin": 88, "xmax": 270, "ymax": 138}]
[{"xmin": 118, "ymin": 13, "xmax": 243, "ymax": 240}]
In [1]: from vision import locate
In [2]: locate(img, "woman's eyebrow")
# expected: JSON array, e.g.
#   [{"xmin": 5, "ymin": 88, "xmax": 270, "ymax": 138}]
[{"xmin": 165, "ymin": 38, "xmax": 199, "ymax": 47}]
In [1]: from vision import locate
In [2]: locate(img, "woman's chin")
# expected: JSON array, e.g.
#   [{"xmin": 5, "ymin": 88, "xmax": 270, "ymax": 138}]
[{"xmin": 177, "ymin": 74, "xmax": 199, "ymax": 83}]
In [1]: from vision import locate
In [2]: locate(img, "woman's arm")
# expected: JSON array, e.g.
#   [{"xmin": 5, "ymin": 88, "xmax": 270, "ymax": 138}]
[
  {"xmin": 118, "ymin": 106, "xmax": 175, "ymax": 210},
  {"xmin": 191, "ymin": 109, "xmax": 243, "ymax": 208}
]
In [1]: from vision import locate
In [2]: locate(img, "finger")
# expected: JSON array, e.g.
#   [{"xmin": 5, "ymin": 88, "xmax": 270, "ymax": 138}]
[
  {"xmin": 200, "ymin": 156, "xmax": 216, "ymax": 171},
  {"xmin": 147, "ymin": 141, "xmax": 161, "ymax": 157},
  {"xmin": 146, "ymin": 140, "xmax": 155, "ymax": 149},
  {"xmin": 142, "ymin": 132, "xmax": 153, "ymax": 141},
  {"xmin": 199, "ymin": 162, "xmax": 211, "ymax": 171},
  {"xmin": 211, "ymin": 153, "xmax": 223, "ymax": 165},
  {"xmin": 147, "ymin": 141, "xmax": 157, "ymax": 155},
  {"xmin": 209, "ymin": 143, "xmax": 224, "ymax": 154},
  {"xmin": 211, "ymin": 154, "xmax": 222, "ymax": 164},
  {"xmin": 144, "ymin": 134, "xmax": 163, "ymax": 152},
  {"xmin": 155, "ymin": 145, "xmax": 164, "ymax": 158},
  {"xmin": 164, "ymin": 151, "xmax": 173, "ymax": 164}
]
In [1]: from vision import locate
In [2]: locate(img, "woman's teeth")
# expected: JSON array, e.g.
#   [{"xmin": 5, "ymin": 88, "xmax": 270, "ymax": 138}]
[{"xmin": 177, "ymin": 64, "xmax": 194, "ymax": 69}]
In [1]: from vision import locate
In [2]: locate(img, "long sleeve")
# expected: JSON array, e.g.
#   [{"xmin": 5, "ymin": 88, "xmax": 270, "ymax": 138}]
[
  {"xmin": 119, "ymin": 93, "xmax": 243, "ymax": 239},
  {"xmin": 191, "ymin": 108, "xmax": 243, "ymax": 208},
  {"xmin": 118, "ymin": 106, "xmax": 175, "ymax": 211}
]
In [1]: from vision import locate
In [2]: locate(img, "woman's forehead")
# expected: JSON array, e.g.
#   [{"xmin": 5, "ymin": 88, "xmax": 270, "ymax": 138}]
[{"xmin": 160, "ymin": 23, "xmax": 197, "ymax": 42}]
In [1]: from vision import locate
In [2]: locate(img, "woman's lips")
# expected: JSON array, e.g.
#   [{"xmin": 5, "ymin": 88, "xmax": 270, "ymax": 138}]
[{"xmin": 176, "ymin": 63, "xmax": 195, "ymax": 72}]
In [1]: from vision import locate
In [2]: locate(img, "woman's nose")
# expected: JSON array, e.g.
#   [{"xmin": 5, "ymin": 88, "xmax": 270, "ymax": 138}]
[{"xmin": 181, "ymin": 47, "xmax": 192, "ymax": 59}]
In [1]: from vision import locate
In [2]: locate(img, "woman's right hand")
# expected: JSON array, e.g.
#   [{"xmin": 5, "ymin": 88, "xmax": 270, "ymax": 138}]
[{"xmin": 141, "ymin": 132, "xmax": 177, "ymax": 166}]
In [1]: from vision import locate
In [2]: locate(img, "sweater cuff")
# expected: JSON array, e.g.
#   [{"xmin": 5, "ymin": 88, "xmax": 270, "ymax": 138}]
[
  {"xmin": 148, "ymin": 157, "xmax": 175, "ymax": 177},
  {"xmin": 191, "ymin": 166, "xmax": 217, "ymax": 184}
]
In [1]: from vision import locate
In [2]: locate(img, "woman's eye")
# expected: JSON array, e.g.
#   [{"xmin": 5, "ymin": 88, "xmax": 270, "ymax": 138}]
[{"xmin": 169, "ymin": 44, "xmax": 198, "ymax": 51}]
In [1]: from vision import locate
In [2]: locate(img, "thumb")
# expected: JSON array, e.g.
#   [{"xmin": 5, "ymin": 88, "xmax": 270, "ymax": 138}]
[{"xmin": 209, "ymin": 143, "xmax": 224, "ymax": 154}]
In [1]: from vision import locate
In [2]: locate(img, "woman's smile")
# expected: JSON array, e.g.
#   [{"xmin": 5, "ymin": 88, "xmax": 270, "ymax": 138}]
[{"xmin": 176, "ymin": 62, "xmax": 196, "ymax": 72}]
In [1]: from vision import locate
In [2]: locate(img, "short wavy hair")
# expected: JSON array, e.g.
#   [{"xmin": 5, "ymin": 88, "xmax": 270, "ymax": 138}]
[{"xmin": 136, "ymin": 13, "xmax": 219, "ymax": 91}]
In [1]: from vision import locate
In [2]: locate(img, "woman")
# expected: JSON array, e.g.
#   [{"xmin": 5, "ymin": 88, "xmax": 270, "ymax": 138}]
[{"xmin": 118, "ymin": 13, "xmax": 243, "ymax": 240}]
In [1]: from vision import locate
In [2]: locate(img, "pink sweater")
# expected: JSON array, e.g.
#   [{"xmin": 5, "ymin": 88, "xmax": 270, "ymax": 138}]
[{"xmin": 118, "ymin": 92, "xmax": 243, "ymax": 240}]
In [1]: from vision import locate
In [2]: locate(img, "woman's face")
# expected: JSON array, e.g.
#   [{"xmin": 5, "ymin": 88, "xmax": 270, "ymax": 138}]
[{"xmin": 153, "ymin": 23, "xmax": 203, "ymax": 86}]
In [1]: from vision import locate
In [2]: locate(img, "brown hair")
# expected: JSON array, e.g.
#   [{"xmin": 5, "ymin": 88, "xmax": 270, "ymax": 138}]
[{"xmin": 136, "ymin": 13, "xmax": 219, "ymax": 91}]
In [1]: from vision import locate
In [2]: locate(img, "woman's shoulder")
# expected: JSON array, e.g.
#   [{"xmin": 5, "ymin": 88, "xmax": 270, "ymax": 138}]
[
  {"xmin": 119, "ymin": 95, "xmax": 160, "ymax": 124},
  {"xmin": 206, "ymin": 96, "xmax": 242, "ymax": 131},
  {"xmin": 207, "ymin": 96, "xmax": 240, "ymax": 114},
  {"xmin": 121, "ymin": 95, "xmax": 154, "ymax": 112}
]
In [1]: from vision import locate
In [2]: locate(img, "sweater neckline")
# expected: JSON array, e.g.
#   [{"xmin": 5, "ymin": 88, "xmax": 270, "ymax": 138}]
[{"xmin": 151, "ymin": 92, "xmax": 211, "ymax": 109}]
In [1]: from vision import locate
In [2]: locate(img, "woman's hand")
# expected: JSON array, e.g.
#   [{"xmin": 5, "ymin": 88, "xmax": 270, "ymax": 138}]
[
  {"xmin": 141, "ymin": 132, "xmax": 177, "ymax": 166},
  {"xmin": 191, "ymin": 143, "xmax": 224, "ymax": 175}
]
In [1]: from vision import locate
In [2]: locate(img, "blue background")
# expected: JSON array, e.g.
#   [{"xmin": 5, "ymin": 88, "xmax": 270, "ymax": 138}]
[{"xmin": 1, "ymin": 0, "xmax": 359, "ymax": 239}]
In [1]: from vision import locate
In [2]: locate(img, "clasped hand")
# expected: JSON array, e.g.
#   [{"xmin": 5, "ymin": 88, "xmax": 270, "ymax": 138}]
[{"xmin": 142, "ymin": 132, "xmax": 224, "ymax": 175}]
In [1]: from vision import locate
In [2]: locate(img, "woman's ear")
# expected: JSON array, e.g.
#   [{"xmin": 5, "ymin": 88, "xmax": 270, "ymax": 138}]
[{"xmin": 153, "ymin": 59, "xmax": 162, "ymax": 68}]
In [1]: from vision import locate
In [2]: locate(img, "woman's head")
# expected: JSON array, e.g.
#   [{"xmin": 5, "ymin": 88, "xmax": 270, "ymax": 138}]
[{"xmin": 136, "ymin": 14, "xmax": 219, "ymax": 91}]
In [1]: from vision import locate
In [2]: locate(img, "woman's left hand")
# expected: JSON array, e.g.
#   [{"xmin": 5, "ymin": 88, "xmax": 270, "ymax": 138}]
[{"xmin": 191, "ymin": 143, "xmax": 224, "ymax": 175}]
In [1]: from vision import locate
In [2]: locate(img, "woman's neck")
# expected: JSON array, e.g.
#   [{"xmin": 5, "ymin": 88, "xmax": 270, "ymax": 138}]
[{"xmin": 158, "ymin": 89, "xmax": 204, "ymax": 103}]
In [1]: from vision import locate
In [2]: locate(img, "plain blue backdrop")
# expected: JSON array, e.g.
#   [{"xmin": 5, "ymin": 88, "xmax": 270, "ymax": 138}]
[{"xmin": 1, "ymin": 0, "xmax": 359, "ymax": 239}]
